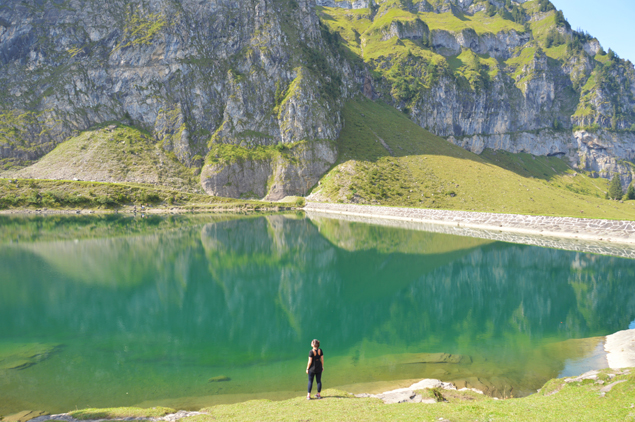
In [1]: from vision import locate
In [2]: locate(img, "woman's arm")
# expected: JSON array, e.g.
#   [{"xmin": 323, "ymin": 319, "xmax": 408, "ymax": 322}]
[
  {"xmin": 306, "ymin": 355, "xmax": 312, "ymax": 373},
  {"xmin": 321, "ymin": 354, "xmax": 324, "ymax": 372}
]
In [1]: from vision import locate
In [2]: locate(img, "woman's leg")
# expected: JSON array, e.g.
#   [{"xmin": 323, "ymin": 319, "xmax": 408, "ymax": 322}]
[
  {"xmin": 316, "ymin": 371, "xmax": 322, "ymax": 393},
  {"xmin": 308, "ymin": 371, "xmax": 315, "ymax": 394}
]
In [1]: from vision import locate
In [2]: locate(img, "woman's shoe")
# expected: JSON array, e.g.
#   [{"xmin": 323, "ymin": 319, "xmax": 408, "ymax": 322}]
[
  {"xmin": 316, "ymin": 393, "xmax": 321, "ymax": 399},
  {"xmin": 307, "ymin": 394, "xmax": 311, "ymax": 400}
]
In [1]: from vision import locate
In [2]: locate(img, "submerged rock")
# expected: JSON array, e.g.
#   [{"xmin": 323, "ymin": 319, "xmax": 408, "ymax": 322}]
[
  {"xmin": 3, "ymin": 410, "xmax": 49, "ymax": 422},
  {"xmin": 0, "ymin": 343, "xmax": 62, "ymax": 371}
]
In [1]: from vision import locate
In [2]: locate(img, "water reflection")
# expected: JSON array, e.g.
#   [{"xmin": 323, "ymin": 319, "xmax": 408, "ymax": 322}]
[{"xmin": 1, "ymin": 214, "xmax": 634, "ymax": 414}]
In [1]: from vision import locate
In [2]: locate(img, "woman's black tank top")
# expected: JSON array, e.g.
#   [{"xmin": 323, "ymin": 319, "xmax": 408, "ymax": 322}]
[{"xmin": 309, "ymin": 348, "xmax": 323, "ymax": 372}]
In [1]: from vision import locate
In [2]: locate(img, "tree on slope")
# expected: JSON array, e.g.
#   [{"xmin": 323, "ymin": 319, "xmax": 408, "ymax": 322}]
[
  {"xmin": 625, "ymin": 182, "xmax": 635, "ymax": 200},
  {"xmin": 608, "ymin": 175, "xmax": 623, "ymax": 200}
]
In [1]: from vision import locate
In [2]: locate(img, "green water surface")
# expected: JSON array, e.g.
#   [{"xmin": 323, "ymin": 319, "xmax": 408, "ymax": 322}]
[{"xmin": 1, "ymin": 213, "xmax": 634, "ymax": 414}]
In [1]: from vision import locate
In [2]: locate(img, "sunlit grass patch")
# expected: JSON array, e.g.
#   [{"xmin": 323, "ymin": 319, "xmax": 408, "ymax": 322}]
[{"xmin": 313, "ymin": 99, "xmax": 635, "ymax": 220}]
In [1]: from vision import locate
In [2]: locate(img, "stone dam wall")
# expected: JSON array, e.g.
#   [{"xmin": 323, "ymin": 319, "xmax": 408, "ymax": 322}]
[{"xmin": 304, "ymin": 202, "xmax": 635, "ymax": 259}]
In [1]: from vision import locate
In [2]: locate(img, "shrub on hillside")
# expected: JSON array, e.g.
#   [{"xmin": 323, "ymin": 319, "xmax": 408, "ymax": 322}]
[
  {"xmin": 139, "ymin": 192, "xmax": 161, "ymax": 204},
  {"xmin": 608, "ymin": 175, "xmax": 623, "ymax": 200},
  {"xmin": 538, "ymin": 0, "xmax": 555, "ymax": 13},
  {"xmin": 625, "ymin": 183, "xmax": 635, "ymax": 200},
  {"xmin": 485, "ymin": 3, "xmax": 496, "ymax": 17}
]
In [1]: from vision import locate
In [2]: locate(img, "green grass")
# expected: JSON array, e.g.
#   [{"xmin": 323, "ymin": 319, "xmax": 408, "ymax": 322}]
[
  {"xmin": 0, "ymin": 178, "xmax": 289, "ymax": 211},
  {"xmin": 574, "ymin": 71, "xmax": 599, "ymax": 118},
  {"xmin": 505, "ymin": 46, "xmax": 537, "ymax": 81},
  {"xmin": 113, "ymin": 11, "xmax": 167, "ymax": 52},
  {"xmin": 57, "ymin": 368, "xmax": 635, "ymax": 421},
  {"xmin": 316, "ymin": 7, "xmax": 372, "ymax": 58},
  {"xmin": 419, "ymin": 10, "xmax": 525, "ymax": 35},
  {"xmin": 2, "ymin": 123, "xmax": 200, "ymax": 192},
  {"xmin": 319, "ymin": 0, "xmax": 597, "ymax": 119},
  {"xmin": 447, "ymin": 50, "xmax": 499, "ymax": 90},
  {"xmin": 205, "ymin": 140, "xmax": 309, "ymax": 166},
  {"xmin": 544, "ymin": 43, "xmax": 568, "ymax": 60},
  {"xmin": 528, "ymin": 9, "xmax": 558, "ymax": 46},
  {"xmin": 192, "ymin": 369, "xmax": 635, "ymax": 421},
  {"xmin": 313, "ymin": 98, "xmax": 635, "ymax": 220}
]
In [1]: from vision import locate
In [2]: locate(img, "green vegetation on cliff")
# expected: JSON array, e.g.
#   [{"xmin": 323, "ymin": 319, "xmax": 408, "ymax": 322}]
[
  {"xmin": 312, "ymin": 99, "xmax": 635, "ymax": 219},
  {"xmin": 318, "ymin": 2, "xmax": 529, "ymax": 91},
  {"xmin": 1, "ymin": 0, "xmax": 634, "ymax": 203},
  {"xmin": 319, "ymin": 0, "xmax": 635, "ymax": 134}
]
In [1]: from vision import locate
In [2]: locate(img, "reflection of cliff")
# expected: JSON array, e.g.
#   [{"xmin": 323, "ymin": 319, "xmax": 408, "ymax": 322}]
[
  {"xmin": 200, "ymin": 215, "xmax": 340, "ymax": 357},
  {"xmin": 312, "ymin": 216, "xmax": 492, "ymax": 255},
  {"xmin": 0, "ymin": 214, "xmax": 221, "ymax": 244},
  {"xmin": 198, "ymin": 216, "xmax": 635, "ymax": 360},
  {"xmin": 364, "ymin": 243, "xmax": 635, "ymax": 348},
  {"xmin": 2, "ymin": 215, "xmax": 635, "ymax": 372},
  {"xmin": 16, "ymin": 233, "xmax": 195, "ymax": 290}
]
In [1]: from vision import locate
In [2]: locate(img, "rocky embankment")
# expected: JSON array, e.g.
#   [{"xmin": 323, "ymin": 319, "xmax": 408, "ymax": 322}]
[{"xmin": 305, "ymin": 202, "xmax": 635, "ymax": 258}]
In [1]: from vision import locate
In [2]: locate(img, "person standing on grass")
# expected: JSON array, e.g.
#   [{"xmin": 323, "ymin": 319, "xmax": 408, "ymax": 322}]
[{"xmin": 306, "ymin": 339, "xmax": 324, "ymax": 400}]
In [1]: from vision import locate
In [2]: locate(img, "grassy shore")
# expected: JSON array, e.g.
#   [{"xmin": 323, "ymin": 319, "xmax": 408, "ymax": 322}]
[
  {"xmin": 29, "ymin": 368, "xmax": 633, "ymax": 422},
  {"xmin": 0, "ymin": 178, "xmax": 305, "ymax": 212}
]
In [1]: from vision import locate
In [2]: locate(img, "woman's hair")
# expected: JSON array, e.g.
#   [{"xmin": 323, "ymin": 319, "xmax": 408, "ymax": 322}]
[{"xmin": 311, "ymin": 339, "xmax": 320, "ymax": 348}]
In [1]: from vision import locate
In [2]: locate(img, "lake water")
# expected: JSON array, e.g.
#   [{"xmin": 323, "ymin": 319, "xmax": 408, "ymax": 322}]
[{"xmin": 1, "ymin": 213, "xmax": 634, "ymax": 415}]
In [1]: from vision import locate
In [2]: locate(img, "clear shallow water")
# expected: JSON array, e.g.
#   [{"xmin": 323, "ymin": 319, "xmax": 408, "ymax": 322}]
[{"xmin": 1, "ymin": 213, "xmax": 634, "ymax": 414}]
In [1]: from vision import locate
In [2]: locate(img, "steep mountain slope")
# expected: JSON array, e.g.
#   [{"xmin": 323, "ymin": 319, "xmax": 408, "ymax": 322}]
[
  {"xmin": 0, "ymin": 0, "xmax": 358, "ymax": 198},
  {"xmin": 309, "ymin": 98, "xmax": 635, "ymax": 219},
  {"xmin": 318, "ymin": 0, "xmax": 635, "ymax": 187},
  {"xmin": 1, "ymin": 0, "xmax": 634, "ymax": 200}
]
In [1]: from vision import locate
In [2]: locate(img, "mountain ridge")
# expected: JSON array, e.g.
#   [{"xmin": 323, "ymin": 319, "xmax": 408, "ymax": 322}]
[{"xmin": 1, "ymin": 0, "xmax": 634, "ymax": 201}]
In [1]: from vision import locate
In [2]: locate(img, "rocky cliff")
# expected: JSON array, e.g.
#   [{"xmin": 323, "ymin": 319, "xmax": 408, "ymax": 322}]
[
  {"xmin": 320, "ymin": 0, "xmax": 635, "ymax": 188},
  {"xmin": 0, "ymin": 0, "xmax": 355, "ymax": 199},
  {"xmin": 1, "ymin": 0, "xmax": 635, "ymax": 197}
]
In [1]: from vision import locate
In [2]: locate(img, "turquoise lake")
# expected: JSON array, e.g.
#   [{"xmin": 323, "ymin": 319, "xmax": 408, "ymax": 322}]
[{"xmin": 1, "ymin": 213, "xmax": 635, "ymax": 415}]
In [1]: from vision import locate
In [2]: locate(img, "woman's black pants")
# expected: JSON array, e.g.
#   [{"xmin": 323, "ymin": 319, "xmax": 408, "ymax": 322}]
[{"xmin": 308, "ymin": 370, "xmax": 322, "ymax": 393}]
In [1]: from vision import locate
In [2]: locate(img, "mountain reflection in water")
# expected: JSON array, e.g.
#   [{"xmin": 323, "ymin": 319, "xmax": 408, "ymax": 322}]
[{"xmin": 0, "ymin": 213, "xmax": 634, "ymax": 414}]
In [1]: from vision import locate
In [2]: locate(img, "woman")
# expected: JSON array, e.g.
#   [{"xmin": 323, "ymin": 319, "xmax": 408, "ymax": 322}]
[{"xmin": 306, "ymin": 339, "xmax": 324, "ymax": 399}]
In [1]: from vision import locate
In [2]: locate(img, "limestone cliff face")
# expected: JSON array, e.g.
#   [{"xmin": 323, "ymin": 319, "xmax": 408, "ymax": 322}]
[
  {"xmin": 319, "ymin": 0, "xmax": 635, "ymax": 188},
  {"xmin": 449, "ymin": 130, "xmax": 635, "ymax": 188},
  {"xmin": 200, "ymin": 140, "xmax": 336, "ymax": 200},
  {"xmin": 316, "ymin": 0, "xmax": 374, "ymax": 9},
  {"xmin": 0, "ymin": 0, "xmax": 351, "ymax": 197},
  {"xmin": 2, "ymin": 0, "xmax": 635, "ymax": 197}
]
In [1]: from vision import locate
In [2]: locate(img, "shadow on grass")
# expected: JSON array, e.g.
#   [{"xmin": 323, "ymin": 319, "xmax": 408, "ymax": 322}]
[{"xmin": 337, "ymin": 98, "xmax": 580, "ymax": 184}]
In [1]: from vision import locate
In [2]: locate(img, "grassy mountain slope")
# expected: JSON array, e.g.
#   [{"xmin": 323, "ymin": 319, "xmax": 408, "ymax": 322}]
[
  {"xmin": 318, "ymin": 0, "xmax": 635, "ymax": 133},
  {"xmin": 310, "ymin": 98, "xmax": 635, "ymax": 219},
  {"xmin": 2, "ymin": 124, "xmax": 200, "ymax": 192}
]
